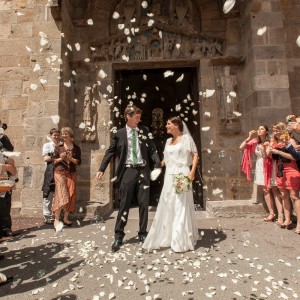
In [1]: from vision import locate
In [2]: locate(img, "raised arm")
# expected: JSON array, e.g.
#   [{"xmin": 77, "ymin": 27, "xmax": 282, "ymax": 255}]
[{"xmin": 239, "ymin": 130, "xmax": 256, "ymax": 150}]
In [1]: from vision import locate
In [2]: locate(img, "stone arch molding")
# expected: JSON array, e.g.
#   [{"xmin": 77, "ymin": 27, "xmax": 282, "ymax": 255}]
[{"xmin": 90, "ymin": 0, "xmax": 224, "ymax": 62}]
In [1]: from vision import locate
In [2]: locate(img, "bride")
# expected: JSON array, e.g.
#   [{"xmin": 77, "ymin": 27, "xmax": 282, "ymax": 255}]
[{"xmin": 143, "ymin": 116, "xmax": 199, "ymax": 252}]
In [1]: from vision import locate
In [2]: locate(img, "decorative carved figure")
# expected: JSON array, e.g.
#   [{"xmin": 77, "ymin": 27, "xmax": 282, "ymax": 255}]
[
  {"xmin": 216, "ymin": 66, "xmax": 241, "ymax": 134},
  {"xmin": 81, "ymin": 85, "xmax": 99, "ymax": 142}
]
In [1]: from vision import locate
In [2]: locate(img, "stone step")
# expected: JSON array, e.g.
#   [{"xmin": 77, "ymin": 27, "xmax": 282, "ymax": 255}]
[{"xmin": 206, "ymin": 200, "xmax": 266, "ymax": 218}]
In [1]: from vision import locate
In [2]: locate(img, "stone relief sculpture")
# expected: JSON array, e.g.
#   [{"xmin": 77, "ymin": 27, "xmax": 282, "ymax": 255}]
[
  {"xmin": 216, "ymin": 66, "xmax": 241, "ymax": 134},
  {"xmin": 90, "ymin": 0, "xmax": 223, "ymax": 61},
  {"xmin": 171, "ymin": 0, "xmax": 193, "ymax": 28},
  {"xmin": 92, "ymin": 0, "xmax": 223, "ymax": 62},
  {"xmin": 81, "ymin": 84, "xmax": 99, "ymax": 142}
]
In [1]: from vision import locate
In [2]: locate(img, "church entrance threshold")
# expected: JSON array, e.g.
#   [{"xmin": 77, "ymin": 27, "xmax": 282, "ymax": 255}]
[{"xmin": 113, "ymin": 66, "xmax": 203, "ymax": 209}]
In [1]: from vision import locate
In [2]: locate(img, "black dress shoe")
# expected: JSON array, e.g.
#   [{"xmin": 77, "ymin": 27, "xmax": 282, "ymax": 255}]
[
  {"xmin": 139, "ymin": 235, "xmax": 147, "ymax": 243},
  {"xmin": 111, "ymin": 239, "xmax": 123, "ymax": 252},
  {"xmin": 3, "ymin": 230, "xmax": 14, "ymax": 237}
]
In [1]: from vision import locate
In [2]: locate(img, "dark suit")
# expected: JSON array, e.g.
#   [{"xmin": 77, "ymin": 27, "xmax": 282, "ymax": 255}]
[{"xmin": 99, "ymin": 125, "xmax": 161, "ymax": 240}]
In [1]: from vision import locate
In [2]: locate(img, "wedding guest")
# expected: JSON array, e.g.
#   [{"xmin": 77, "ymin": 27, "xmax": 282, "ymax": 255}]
[
  {"xmin": 266, "ymin": 122, "xmax": 300, "ymax": 230},
  {"xmin": 0, "ymin": 153, "xmax": 17, "ymax": 240},
  {"xmin": 240, "ymin": 126, "xmax": 283, "ymax": 223},
  {"xmin": 142, "ymin": 117, "xmax": 198, "ymax": 252},
  {"xmin": 52, "ymin": 127, "xmax": 81, "ymax": 230},
  {"xmin": 270, "ymin": 132, "xmax": 300, "ymax": 234},
  {"xmin": 41, "ymin": 128, "xmax": 60, "ymax": 224},
  {"xmin": 0, "ymin": 123, "xmax": 15, "ymax": 237},
  {"xmin": 287, "ymin": 114, "xmax": 300, "ymax": 134},
  {"xmin": 96, "ymin": 105, "xmax": 161, "ymax": 252}
]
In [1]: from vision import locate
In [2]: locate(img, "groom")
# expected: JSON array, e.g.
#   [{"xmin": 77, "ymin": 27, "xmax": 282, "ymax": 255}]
[{"xmin": 96, "ymin": 105, "xmax": 161, "ymax": 252}]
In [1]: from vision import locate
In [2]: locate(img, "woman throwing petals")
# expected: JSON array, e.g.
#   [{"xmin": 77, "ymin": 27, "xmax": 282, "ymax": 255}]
[
  {"xmin": 240, "ymin": 126, "xmax": 283, "ymax": 223},
  {"xmin": 52, "ymin": 127, "xmax": 81, "ymax": 230},
  {"xmin": 143, "ymin": 117, "xmax": 198, "ymax": 252}
]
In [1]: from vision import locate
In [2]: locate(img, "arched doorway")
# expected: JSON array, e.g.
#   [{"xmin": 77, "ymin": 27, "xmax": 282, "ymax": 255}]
[{"xmin": 114, "ymin": 66, "xmax": 203, "ymax": 207}]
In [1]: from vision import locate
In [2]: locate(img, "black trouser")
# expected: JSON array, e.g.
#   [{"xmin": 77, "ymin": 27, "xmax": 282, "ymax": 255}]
[
  {"xmin": 3, "ymin": 192, "xmax": 12, "ymax": 230},
  {"xmin": 115, "ymin": 166, "xmax": 150, "ymax": 240}
]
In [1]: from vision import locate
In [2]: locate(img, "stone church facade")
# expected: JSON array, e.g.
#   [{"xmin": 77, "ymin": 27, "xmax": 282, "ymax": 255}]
[{"xmin": 0, "ymin": 0, "xmax": 299, "ymax": 217}]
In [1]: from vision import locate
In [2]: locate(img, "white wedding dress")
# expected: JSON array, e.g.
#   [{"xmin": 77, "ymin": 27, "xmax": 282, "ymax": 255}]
[{"xmin": 143, "ymin": 134, "xmax": 198, "ymax": 252}]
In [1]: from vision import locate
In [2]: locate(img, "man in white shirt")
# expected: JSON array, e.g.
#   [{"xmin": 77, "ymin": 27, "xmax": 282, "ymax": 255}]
[{"xmin": 41, "ymin": 128, "xmax": 60, "ymax": 224}]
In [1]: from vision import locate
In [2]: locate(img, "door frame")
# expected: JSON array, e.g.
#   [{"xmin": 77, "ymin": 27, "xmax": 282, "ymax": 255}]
[{"xmin": 112, "ymin": 60, "xmax": 204, "ymax": 209}]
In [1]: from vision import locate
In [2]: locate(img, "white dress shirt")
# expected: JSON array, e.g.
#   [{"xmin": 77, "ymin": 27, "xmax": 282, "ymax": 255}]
[{"xmin": 42, "ymin": 141, "xmax": 56, "ymax": 156}]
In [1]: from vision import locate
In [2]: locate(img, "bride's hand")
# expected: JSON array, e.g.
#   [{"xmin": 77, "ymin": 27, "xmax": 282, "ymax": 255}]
[{"xmin": 188, "ymin": 172, "xmax": 195, "ymax": 182}]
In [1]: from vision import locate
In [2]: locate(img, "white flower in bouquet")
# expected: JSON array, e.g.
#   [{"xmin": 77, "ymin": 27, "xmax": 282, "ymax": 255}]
[{"xmin": 173, "ymin": 173, "xmax": 192, "ymax": 194}]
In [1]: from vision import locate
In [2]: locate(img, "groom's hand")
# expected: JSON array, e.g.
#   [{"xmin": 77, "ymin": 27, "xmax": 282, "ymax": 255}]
[{"xmin": 96, "ymin": 171, "xmax": 104, "ymax": 180}]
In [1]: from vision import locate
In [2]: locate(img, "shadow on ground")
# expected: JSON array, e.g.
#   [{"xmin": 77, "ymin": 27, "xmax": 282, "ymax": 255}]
[{"xmin": 0, "ymin": 241, "xmax": 83, "ymax": 296}]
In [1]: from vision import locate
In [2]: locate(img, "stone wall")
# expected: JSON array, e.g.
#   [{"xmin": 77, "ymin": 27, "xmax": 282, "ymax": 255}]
[
  {"xmin": 281, "ymin": 0, "xmax": 300, "ymax": 114},
  {"xmin": 0, "ymin": 0, "xmax": 62, "ymax": 215}
]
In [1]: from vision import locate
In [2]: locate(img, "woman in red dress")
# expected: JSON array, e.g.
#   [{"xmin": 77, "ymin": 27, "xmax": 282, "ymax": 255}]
[{"xmin": 267, "ymin": 122, "xmax": 300, "ymax": 229}]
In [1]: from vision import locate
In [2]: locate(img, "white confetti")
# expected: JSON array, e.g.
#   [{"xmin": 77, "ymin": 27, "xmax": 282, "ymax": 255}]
[
  {"xmin": 79, "ymin": 122, "xmax": 85, "ymax": 129},
  {"xmin": 33, "ymin": 64, "xmax": 40, "ymax": 72},
  {"xmin": 121, "ymin": 55, "xmax": 129, "ymax": 62},
  {"xmin": 176, "ymin": 74, "xmax": 184, "ymax": 82},
  {"xmin": 229, "ymin": 91, "xmax": 237, "ymax": 97},
  {"xmin": 212, "ymin": 188, "xmax": 222, "ymax": 195},
  {"xmin": 118, "ymin": 24, "xmax": 125, "ymax": 30},
  {"xmin": 107, "ymin": 85, "xmax": 113, "ymax": 93},
  {"xmin": 40, "ymin": 79, "xmax": 47, "ymax": 85},
  {"xmin": 112, "ymin": 12, "xmax": 120, "ymax": 19},
  {"xmin": 201, "ymin": 127, "xmax": 210, "ymax": 131},
  {"xmin": 148, "ymin": 19, "xmax": 154, "ymax": 27},
  {"xmin": 51, "ymin": 115, "xmax": 60, "ymax": 124},
  {"xmin": 205, "ymin": 89, "xmax": 215, "ymax": 98},
  {"xmin": 204, "ymin": 112, "xmax": 211, "ymax": 117},
  {"xmin": 75, "ymin": 43, "xmax": 81, "ymax": 51},
  {"xmin": 175, "ymin": 104, "xmax": 181, "ymax": 111},
  {"xmin": 296, "ymin": 35, "xmax": 300, "ymax": 47},
  {"xmin": 257, "ymin": 26, "xmax": 267, "ymax": 36},
  {"xmin": 30, "ymin": 83, "xmax": 38, "ymax": 90},
  {"xmin": 64, "ymin": 80, "xmax": 71, "ymax": 87},
  {"xmin": 84, "ymin": 58, "xmax": 90, "ymax": 63},
  {"xmin": 141, "ymin": 1, "xmax": 148, "ymax": 9},
  {"xmin": 26, "ymin": 45, "xmax": 32, "ymax": 53},
  {"xmin": 87, "ymin": 19, "xmax": 93, "ymax": 25},
  {"xmin": 223, "ymin": 0, "xmax": 236, "ymax": 14},
  {"xmin": 233, "ymin": 111, "xmax": 242, "ymax": 117},
  {"xmin": 164, "ymin": 70, "xmax": 174, "ymax": 78},
  {"xmin": 98, "ymin": 69, "xmax": 107, "ymax": 79}
]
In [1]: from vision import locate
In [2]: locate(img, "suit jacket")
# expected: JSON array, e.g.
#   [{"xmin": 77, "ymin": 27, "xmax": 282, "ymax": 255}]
[{"xmin": 99, "ymin": 125, "xmax": 161, "ymax": 182}]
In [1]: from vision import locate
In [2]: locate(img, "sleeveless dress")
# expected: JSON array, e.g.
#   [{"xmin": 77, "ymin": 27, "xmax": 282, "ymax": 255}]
[{"xmin": 142, "ymin": 134, "xmax": 198, "ymax": 252}]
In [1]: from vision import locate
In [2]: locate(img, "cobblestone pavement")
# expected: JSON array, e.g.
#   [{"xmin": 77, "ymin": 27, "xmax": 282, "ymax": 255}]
[{"xmin": 0, "ymin": 210, "xmax": 299, "ymax": 300}]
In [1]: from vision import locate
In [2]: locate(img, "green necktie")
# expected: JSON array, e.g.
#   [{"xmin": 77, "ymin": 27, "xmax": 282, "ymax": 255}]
[{"xmin": 132, "ymin": 128, "xmax": 138, "ymax": 164}]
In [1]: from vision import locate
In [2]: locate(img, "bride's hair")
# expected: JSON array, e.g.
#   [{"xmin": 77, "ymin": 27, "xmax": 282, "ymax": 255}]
[{"xmin": 168, "ymin": 116, "xmax": 183, "ymax": 132}]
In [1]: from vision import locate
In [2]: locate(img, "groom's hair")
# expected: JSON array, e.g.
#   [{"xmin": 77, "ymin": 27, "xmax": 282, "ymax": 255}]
[
  {"xmin": 124, "ymin": 105, "xmax": 142, "ymax": 121},
  {"xmin": 168, "ymin": 116, "xmax": 183, "ymax": 132}
]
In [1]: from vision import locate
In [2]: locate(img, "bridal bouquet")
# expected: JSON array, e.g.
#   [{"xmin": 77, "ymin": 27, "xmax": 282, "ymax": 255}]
[{"xmin": 173, "ymin": 173, "xmax": 192, "ymax": 194}]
